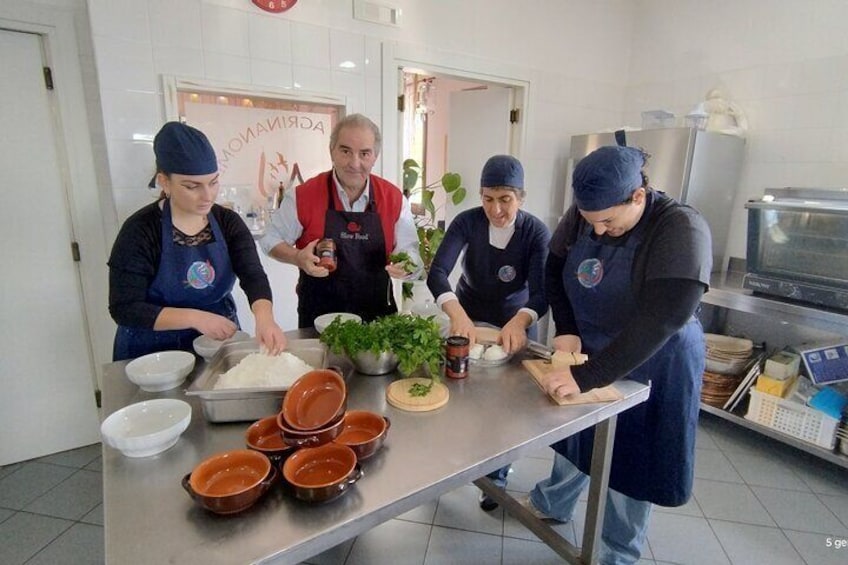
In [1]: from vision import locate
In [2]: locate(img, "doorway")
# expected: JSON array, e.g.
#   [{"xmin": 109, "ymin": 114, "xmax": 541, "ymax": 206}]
[{"xmin": 399, "ymin": 70, "xmax": 519, "ymax": 225}]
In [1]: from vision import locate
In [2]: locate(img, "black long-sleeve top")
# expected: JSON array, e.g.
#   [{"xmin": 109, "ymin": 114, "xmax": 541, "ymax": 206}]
[
  {"xmin": 548, "ymin": 191, "xmax": 712, "ymax": 391},
  {"xmin": 108, "ymin": 202, "xmax": 273, "ymax": 329}
]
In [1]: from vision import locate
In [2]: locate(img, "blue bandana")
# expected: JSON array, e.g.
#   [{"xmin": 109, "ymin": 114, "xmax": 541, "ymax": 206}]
[
  {"xmin": 153, "ymin": 122, "xmax": 217, "ymax": 176},
  {"xmin": 572, "ymin": 146, "xmax": 644, "ymax": 211},
  {"xmin": 480, "ymin": 154, "xmax": 524, "ymax": 189}
]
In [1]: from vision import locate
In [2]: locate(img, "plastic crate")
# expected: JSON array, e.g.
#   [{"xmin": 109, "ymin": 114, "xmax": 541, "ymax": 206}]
[{"xmin": 745, "ymin": 388, "xmax": 839, "ymax": 449}]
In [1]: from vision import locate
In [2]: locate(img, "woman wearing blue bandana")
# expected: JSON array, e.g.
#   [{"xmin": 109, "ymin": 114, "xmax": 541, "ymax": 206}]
[
  {"xmin": 427, "ymin": 154, "xmax": 551, "ymax": 510},
  {"xmin": 109, "ymin": 122, "xmax": 287, "ymax": 361},
  {"xmin": 523, "ymin": 146, "xmax": 711, "ymax": 564}
]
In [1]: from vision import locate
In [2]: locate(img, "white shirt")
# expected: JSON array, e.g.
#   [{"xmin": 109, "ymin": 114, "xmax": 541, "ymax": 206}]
[
  {"xmin": 260, "ymin": 171, "xmax": 422, "ymax": 279},
  {"xmin": 435, "ymin": 217, "xmax": 538, "ymax": 324}
]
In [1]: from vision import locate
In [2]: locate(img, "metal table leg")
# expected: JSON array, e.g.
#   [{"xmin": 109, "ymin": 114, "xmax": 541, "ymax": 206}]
[{"xmin": 474, "ymin": 414, "xmax": 618, "ymax": 565}]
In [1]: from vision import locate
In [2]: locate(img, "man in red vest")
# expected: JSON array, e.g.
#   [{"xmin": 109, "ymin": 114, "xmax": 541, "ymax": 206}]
[{"xmin": 261, "ymin": 114, "xmax": 421, "ymax": 328}]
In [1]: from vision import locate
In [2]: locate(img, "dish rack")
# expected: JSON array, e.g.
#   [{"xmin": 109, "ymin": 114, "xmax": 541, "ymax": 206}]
[{"xmin": 745, "ymin": 389, "xmax": 839, "ymax": 449}]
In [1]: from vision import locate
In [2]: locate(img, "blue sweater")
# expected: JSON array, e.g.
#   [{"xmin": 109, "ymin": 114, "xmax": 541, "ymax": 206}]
[{"xmin": 427, "ymin": 208, "xmax": 551, "ymax": 327}]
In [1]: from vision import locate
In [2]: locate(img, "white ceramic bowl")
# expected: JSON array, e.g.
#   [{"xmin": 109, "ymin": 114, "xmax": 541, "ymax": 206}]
[
  {"xmin": 314, "ymin": 312, "xmax": 362, "ymax": 334},
  {"xmin": 125, "ymin": 350, "xmax": 195, "ymax": 392},
  {"xmin": 100, "ymin": 399, "xmax": 192, "ymax": 458},
  {"xmin": 193, "ymin": 331, "xmax": 251, "ymax": 360}
]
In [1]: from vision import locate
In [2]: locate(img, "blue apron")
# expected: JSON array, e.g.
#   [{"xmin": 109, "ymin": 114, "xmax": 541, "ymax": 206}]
[
  {"xmin": 457, "ymin": 213, "xmax": 537, "ymax": 339},
  {"xmin": 296, "ymin": 177, "xmax": 396, "ymax": 328},
  {"xmin": 553, "ymin": 200, "xmax": 704, "ymax": 506},
  {"xmin": 113, "ymin": 200, "xmax": 238, "ymax": 361}
]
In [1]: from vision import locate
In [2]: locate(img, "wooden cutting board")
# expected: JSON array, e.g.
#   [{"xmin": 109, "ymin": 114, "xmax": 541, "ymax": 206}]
[
  {"xmin": 522, "ymin": 359, "xmax": 623, "ymax": 405},
  {"xmin": 386, "ymin": 378, "xmax": 450, "ymax": 412}
]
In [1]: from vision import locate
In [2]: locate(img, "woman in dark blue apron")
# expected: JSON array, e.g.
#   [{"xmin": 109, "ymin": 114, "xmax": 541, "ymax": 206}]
[
  {"xmin": 427, "ymin": 155, "xmax": 551, "ymax": 511},
  {"xmin": 109, "ymin": 122, "xmax": 286, "ymax": 361},
  {"xmin": 525, "ymin": 146, "xmax": 711, "ymax": 564}
]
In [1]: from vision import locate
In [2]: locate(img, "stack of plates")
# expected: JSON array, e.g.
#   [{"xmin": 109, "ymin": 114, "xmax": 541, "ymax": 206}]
[
  {"xmin": 701, "ymin": 333, "xmax": 755, "ymax": 408},
  {"xmin": 705, "ymin": 333, "xmax": 754, "ymax": 375}
]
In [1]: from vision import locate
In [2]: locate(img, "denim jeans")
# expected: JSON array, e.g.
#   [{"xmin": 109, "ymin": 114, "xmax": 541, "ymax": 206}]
[
  {"xmin": 486, "ymin": 464, "xmax": 511, "ymax": 489},
  {"xmin": 529, "ymin": 453, "xmax": 652, "ymax": 565}
]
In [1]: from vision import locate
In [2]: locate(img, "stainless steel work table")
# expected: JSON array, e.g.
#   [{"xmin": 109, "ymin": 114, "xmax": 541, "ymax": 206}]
[{"xmin": 102, "ymin": 332, "xmax": 650, "ymax": 565}]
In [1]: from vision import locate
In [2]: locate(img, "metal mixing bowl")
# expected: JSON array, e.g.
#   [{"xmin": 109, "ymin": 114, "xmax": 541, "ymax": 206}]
[{"xmin": 350, "ymin": 351, "xmax": 399, "ymax": 375}]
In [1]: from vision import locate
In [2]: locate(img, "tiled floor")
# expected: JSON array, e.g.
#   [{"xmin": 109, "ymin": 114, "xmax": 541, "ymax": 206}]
[{"xmin": 2, "ymin": 414, "xmax": 847, "ymax": 564}]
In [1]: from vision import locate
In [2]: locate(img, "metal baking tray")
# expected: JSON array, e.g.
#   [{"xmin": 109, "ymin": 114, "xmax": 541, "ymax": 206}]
[{"xmin": 185, "ymin": 339, "xmax": 328, "ymax": 422}]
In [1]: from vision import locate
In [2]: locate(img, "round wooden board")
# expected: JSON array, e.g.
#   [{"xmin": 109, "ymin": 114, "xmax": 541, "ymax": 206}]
[{"xmin": 386, "ymin": 378, "xmax": 449, "ymax": 412}]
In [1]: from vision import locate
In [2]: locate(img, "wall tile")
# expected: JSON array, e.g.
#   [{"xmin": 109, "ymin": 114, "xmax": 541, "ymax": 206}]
[
  {"xmin": 330, "ymin": 29, "xmax": 364, "ymax": 75},
  {"xmin": 291, "ymin": 22, "xmax": 330, "ymax": 69},
  {"xmin": 91, "ymin": 35, "xmax": 156, "ymax": 93},
  {"xmin": 292, "ymin": 64, "xmax": 331, "ymax": 93},
  {"xmin": 204, "ymin": 52, "xmax": 251, "ymax": 83},
  {"xmin": 99, "ymin": 89, "xmax": 159, "ymax": 142},
  {"xmin": 153, "ymin": 46, "xmax": 204, "ymax": 79},
  {"xmin": 250, "ymin": 60, "xmax": 293, "ymax": 89},
  {"xmin": 106, "ymin": 138, "xmax": 155, "ymax": 187},
  {"xmin": 87, "ymin": 0, "xmax": 150, "ymax": 43},
  {"xmin": 248, "ymin": 12, "xmax": 292, "ymax": 63},
  {"xmin": 202, "ymin": 3, "xmax": 249, "ymax": 56},
  {"xmin": 148, "ymin": 0, "xmax": 202, "ymax": 50}
]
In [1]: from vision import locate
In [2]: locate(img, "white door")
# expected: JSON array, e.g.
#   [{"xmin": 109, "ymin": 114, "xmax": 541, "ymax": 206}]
[
  {"xmin": 446, "ymin": 87, "xmax": 514, "ymax": 220},
  {"xmin": 0, "ymin": 29, "xmax": 100, "ymax": 465}
]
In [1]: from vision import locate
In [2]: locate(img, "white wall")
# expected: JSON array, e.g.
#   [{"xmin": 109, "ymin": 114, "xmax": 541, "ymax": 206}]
[{"xmin": 625, "ymin": 0, "xmax": 848, "ymax": 260}]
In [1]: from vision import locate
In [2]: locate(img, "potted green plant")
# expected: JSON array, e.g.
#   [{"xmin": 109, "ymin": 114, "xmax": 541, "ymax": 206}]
[
  {"xmin": 319, "ymin": 313, "xmax": 443, "ymax": 378},
  {"xmin": 400, "ymin": 159, "xmax": 466, "ymax": 300}
]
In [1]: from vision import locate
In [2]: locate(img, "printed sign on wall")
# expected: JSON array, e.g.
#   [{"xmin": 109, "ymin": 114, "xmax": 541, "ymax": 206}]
[{"xmin": 183, "ymin": 102, "xmax": 334, "ymax": 212}]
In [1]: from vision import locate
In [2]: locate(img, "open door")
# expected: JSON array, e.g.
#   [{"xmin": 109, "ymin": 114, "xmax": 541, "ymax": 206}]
[{"xmin": 446, "ymin": 86, "xmax": 514, "ymax": 220}]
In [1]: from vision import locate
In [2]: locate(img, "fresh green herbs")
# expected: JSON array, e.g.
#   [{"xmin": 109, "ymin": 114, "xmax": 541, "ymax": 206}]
[
  {"xmin": 320, "ymin": 313, "xmax": 443, "ymax": 378},
  {"xmin": 388, "ymin": 252, "xmax": 418, "ymax": 274},
  {"xmin": 408, "ymin": 381, "xmax": 433, "ymax": 397}
]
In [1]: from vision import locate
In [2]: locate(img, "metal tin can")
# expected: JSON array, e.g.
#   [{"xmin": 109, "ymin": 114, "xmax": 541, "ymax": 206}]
[
  {"xmin": 444, "ymin": 336, "xmax": 470, "ymax": 379},
  {"xmin": 316, "ymin": 238, "xmax": 337, "ymax": 272}
]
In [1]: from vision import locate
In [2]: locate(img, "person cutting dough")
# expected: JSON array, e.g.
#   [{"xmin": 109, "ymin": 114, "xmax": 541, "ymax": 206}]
[{"xmin": 524, "ymin": 145, "xmax": 711, "ymax": 564}]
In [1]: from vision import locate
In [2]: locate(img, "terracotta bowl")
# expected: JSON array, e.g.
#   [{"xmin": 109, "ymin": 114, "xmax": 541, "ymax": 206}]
[
  {"xmin": 277, "ymin": 410, "xmax": 345, "ymax": 448},
  {"xmin": 282, "ymin": 443, "xmax": 362, "ymax": 503},
  {"xmin": 245, "ymin": 416, "xmax": 296, "ymax": 464},
  {"xmin": 333, "ymin": 410, "xmax": 391, "ymax": 461},
  {"xmin": 282, "ymin": 369, "xmax": 347, "ymax": 431},
  {"xmin": 183, "ymin": 449, "xmax": 275, "ymax": 515}
]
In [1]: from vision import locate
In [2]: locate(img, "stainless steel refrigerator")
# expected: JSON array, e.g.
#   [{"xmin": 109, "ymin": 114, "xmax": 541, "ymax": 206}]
[{"xmin": 565, "ymin": 128, "xmax": 746, "ymax": 272}]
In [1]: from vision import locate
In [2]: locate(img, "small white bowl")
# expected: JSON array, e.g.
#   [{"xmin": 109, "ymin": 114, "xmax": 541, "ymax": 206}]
[
  {"xmin": 314, "ymin": 312, "xmax": 362, "ymax": 334},
  {"xmin": 101, "ymin": 399, "xmax": 192, "ymax": 458},
  {"xmin": 193, "ymin": 331, "xmax": 251, "ymax": 360},
  {"xmin": 125, "ymin": 350, "xmax": 195, "ymax": 392}
]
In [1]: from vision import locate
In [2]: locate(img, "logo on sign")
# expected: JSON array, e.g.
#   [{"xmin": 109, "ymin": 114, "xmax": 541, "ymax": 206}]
[{"xmin": 251, "ymin": 0, "xmax": 298, "ymax": 14}]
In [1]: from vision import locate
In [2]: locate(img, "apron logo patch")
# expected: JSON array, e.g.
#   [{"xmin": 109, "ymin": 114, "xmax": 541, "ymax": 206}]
[
  {"xmin": 498, "ymin": 265, "xmax": 517, "ymax": 282},
  {"xmin": 347, "ymin": 221, "xmax": 361, "ymax": 233},
  {"xmin": 576, "ymin": 258, "xmax": 603, "ymax": 288},
  {"xmin": 185, "ymin": 260, "xmax": 216, "ymax": 289}
]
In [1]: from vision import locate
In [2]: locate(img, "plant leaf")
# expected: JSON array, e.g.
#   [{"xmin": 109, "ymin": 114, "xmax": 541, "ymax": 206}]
[
  {"xmin": 402, "ymin": 158, "xmax": 421, "ymax": 170},
  {"xmin": 421, "ymin": 189, "xmax": 436, "ymax": 218},
  {"xmin": 452, "ymin": 187, "xmax": 467, "ymax": 205},
  {"xmin": 402, "ymin": 168, "xmax": 419, "ymax": 191},
  {"xmin": 441, "ymin": 172, "xmax": 461, "ymax": 192}
]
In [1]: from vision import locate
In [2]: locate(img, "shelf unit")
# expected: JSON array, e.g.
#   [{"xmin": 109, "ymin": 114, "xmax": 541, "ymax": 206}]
[{"xmin": 699, "ymin": 267, "xmax": 848, "ymax": 469}]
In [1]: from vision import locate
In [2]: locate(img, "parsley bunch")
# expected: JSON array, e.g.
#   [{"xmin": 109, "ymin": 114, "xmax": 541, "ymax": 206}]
[{"xmin": 320, "ymin": 313, "xmax": 443, "ymax": 378}]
